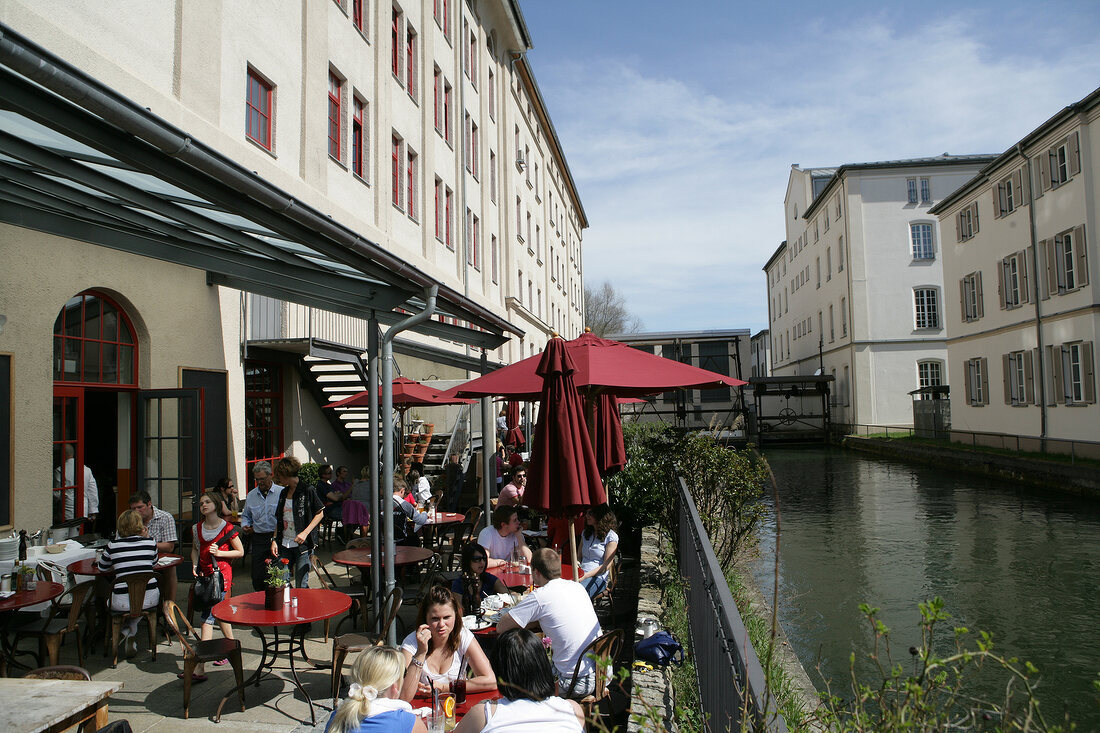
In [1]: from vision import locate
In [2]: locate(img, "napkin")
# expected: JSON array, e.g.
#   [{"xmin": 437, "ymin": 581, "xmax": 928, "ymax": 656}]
[{"xmin": 0, "ymin": 590, "xmax": 14, "ymax": 598}]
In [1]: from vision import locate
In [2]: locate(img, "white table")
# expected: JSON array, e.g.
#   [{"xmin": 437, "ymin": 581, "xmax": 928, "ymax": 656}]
[{"xmin": 0, "ymin": 677, "xmax": 122, "ymax": 732}]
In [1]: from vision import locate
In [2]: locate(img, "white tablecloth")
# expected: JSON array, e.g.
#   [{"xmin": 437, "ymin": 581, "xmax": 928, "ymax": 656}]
[{"xmin": 0, "ymin": 540, "xmax": 96, "ymax": 613}]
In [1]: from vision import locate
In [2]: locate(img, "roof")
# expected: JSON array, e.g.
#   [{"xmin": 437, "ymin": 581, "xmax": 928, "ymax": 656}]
[
  {"xmin": 608, "ymin": 329, "xmax": 751, "ymax": 342},
  {"xmin": 762, "ymin": 241, "xmax": 788, "ymax": 271}
]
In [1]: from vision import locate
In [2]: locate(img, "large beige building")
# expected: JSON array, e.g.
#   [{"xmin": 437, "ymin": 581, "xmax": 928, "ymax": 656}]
[
  {"xmin": 0, "ymin": 1, "xmax": 586, "ymax": 533},
  {"xmin": 931, "ymin": 87, "xmax": 1098, "ymax": 442},
  {"xmin": 766, "ymin": 156, "xmax": 993, "ymax": 427}
]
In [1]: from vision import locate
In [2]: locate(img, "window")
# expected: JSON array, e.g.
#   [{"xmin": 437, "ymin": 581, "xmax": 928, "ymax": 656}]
[
  {"xmin": 352, "ymin": 0, "xmax": 364, "ymax": 33},
  {"xmin": 53, "ymin": 292, "xmax": 137, "ymax": 385},
  {"xmin": 910, "ymin": 223, "xmax": 934, "ymax": 259},
  {"xmin": 433, "ymin": 68, "xmax": 442, "ymax": 132},
  {"xmin": 907, "ymin": 178, "xmax": 918, "ymax": 204},
  {"xmin": 391, "ymin": 10, "xmax": 401, "ymax": 80},
  {"xmin": 965, "ymin": 357, "xmax": 989, "ymax": 406},
  {"xmin": 815, "ymin": 257, "xmax": 821, "ymax": 288},
  {"xmin": 813, "ymin": 221, "xmax": 819, "ymax": 242},
  {"xmin": 535, "ymin": 225, "xmax": 541, "ymax": 261},
  {"xmin": 245, "ymin": 362, "xmax": 284, "ymax": 463},
  {"xmin": 352, "ymin": 97, "xmax": 366, "ymax": 178},
  {"xmin": 828, "ymin": 304, "xmax": 834, "ymax": 341},
  {"xmin": 434, "ymin": 177, "xmax": 443, "ymax": 241},
  {"xmin": 488, "ymin": 68, "xmax": 495, "ymax": 120},
  {"xmin": 517, "ymin": 271, "xmax": 523, "ymax": 305},
  {"xmin": 489, "ymin": 150, "xmax": 497, "ymax": 202},
  {"xmin": 1037, "ymin": 132, "xmax": 1080, "ymax": 193},
  {"xmin": 835, "ymin": 198, "xmax": 841, "ymax": 220},
  {"xmin": 840, "ymin": 296, "xmax": 847, "ymax": 335},
  {"xmin": 445, "ymin": 187, "xmax": 453, "ymax": 249},
  {"xmin": 838, "ymin": 237, "xmax": 844, "ymax": 272},
  {"xmin": 491, "ymin": 235, "xmax": 498, "ymax": 283},
  {"xmin": 515, "ymin": 196, "xmax": 523, "ymax": 242},
  {"xmin": 999, "ymin": 250, "xmax": 1029, "ymax": 309},
  {"xmin": 917, "ymin": 360, "xmax": 942, "ymax": 397},
  {"xmin": 914, "ymin": 288, "xmax": 939, "ymax": 329},
  {"xmin": 1004, "ymin": 351, "xmax": 1034, "ymax": 406},
  {"xmin": 1043, "ymin": 226, "xmax": 1088, "ymax": 295},
  {"xmin": 961, "ymin": 271, "xmax": 983, "ymax": 321},
  {"xmin": 994, "ymin": 169, "xmax": 1024, "ymax": 217},
  {"xmin": 391, "ymin": 134, "xmax": 402, "ymax": 209},
  {"xmin": 245, "ymin": 67, "xmax": 273, "ymax": 150},
  {"xmin": 462, "ymin": 19, "xmax": 470, "ymax": 76},
  {"xmin": 823, "ymin": 211, "xmax": 830, "ymax": 232},
  {"xmin": 826, "ymin": 247, "xmax": 832, "ymax": 281},
  {"xmin": 524, "ymin": 145, "xmax": 531, "ymax": 185},
  {"xmin": 470, "ymin": 120, "xmax": 479, "ymax": 178},
  {"xmin": 327, "ymin": 72, "xmax": 342, "ymax": 161},
  {"xmin": 468, "ymin": 27, "xmax": 478, "ymax": 86},
  {"xmin": 470, "ymin": 213, "xmax": 480, "ymax": 269},
  {"xmin": 920, "ymin": 178, "xmax": 931, "ymax": 204},
  {"xmin": 526, "ymin": 211, "xmax": 532, "ymax": 248},
  {"xmin": 463, "ymin": 113, "xmax": 471, "ymax": 171},
  {"xmin": 406, "ymin": 148, "xmax": 417, "ymax": 220},
  {"xmin": 955, "ymin": 201, "xmax": 979, "ymax": 241},
  {"xmin": 406, "ymin": 25, "xmax": 417, "ymax": 96},
  {"xmin": 443, "ymin": 81, "xmax": 453, "ymax": 144}
]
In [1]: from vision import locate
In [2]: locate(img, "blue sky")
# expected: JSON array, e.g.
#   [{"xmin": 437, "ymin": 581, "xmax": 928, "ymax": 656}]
[{"xmin": 517, "ymin": 0, "xmax": 1100, "ymax": 334}]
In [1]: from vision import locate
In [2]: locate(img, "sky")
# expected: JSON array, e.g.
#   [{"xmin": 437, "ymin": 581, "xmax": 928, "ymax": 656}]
[{"xmin": 516, "ymin": 0, "xmax": 1100, "ymax": 335}]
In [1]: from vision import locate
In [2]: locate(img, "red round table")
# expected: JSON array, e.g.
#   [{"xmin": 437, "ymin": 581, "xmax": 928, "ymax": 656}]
[
  {"xmin": 495, "ymin": 562, "xmax": 575, "ymax": 588},
  {"xmin": 211, "ymin": 588, "xmax": 351, "ymax": 724},
  {"xmin": 414, "ymin": 687, "xmax": 499, "ymax": 721},
  {"xmin": 422, "ymin": 511, "xmax": 463, "ymax": 527},
  {"xmin": 0, "ymin": 581, "xmax": 64, "ymax": 676}
]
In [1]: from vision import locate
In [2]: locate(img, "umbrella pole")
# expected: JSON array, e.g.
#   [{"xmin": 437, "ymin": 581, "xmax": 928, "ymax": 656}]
[
  {"xmin": 481, "ymin": 397, "xmax": 494, "ymax": 527},
  {"xmin": 569, "ymin": 523, "xmax": 579, "ymax": 582}
]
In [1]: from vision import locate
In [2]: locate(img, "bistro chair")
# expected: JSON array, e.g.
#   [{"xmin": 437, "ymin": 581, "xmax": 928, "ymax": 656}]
[
  {"xmin": 564, "ymin": 628, "xmax": 624, "ymax": 723},
  {"xmin": 330, "ymin": 585, "xmax": 402, "ymax": 707},
  {"xmin": 462, "ymin": 506, "xmax": 483, "ymax": 531},
  {"xmin": 23, "ymin": 665, "xmax": 91, "ymax": 681},
  {"xmin": 592, "ymin": 554, "xmax": 621, "ymax": 619},
  {"xmin": 310, "ymin": 554, "xmax": 365, "ymax": 638},
  {"xmin": 11, "ymin": 579, "xmax": 94, "ymax": 667},
  {"xmin": 162, "ymin": 601, "xmax": 245, "ymax": 719},
  {"xmin": 105, "ymin": 572, "xmax": 158, "ymax": 668}
]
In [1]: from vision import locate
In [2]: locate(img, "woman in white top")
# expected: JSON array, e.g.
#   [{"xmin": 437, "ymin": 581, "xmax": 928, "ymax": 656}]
[
  {"xmin": 453, "ymin": 628, "xmax": 583, "ymax": 732},
  {"xmin": 399, "ymin": 585, "xmax": 495, "ymax": 700},
  {"xmin": 326, "ymin": 646, "xmax": 428, "ymax": 733},
  {"xmin": 577, "ymin": 505, "xmax": 619, "ymax": 599}
]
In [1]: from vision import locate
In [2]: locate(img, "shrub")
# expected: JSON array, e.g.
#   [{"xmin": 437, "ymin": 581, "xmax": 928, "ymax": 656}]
[{"xmin": 298, "ymin": 461, "xmax": 321, "ymax": 487}]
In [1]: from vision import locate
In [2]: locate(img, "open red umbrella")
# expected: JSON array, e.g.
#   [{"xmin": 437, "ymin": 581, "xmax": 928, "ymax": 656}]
[
  {"xmin": 526, "ymin": 338, "xmax": 606, "ymax": 575},
  {"xmin": 594, "ymin": 394, "xmax": 627, "ymax": 477},
  {"xmin": 325, "ymin": 376, "xmax": 474, "ymax": 409}
]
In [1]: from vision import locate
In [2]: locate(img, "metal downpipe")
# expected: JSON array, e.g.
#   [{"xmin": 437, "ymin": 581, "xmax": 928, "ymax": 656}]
[{"xmin": 368, "ymin": 315, "xmax": 381, "ymax": 628}]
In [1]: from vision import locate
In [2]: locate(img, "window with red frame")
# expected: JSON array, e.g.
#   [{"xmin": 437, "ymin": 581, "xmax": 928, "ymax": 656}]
[
  {"xmin": 470, "ymin": 120, "xmax": 479, "ymax": 178},
  {"xmin": 406, "ymin": 25, "xmax": 416, "ymax": 94},
  {"xmin": 53, "ymin": 291, "xmax": 137, "ymax": 385},
  {"xmin": 472, "ymin": 214, "xmax": 480, "ymax": 269},
  {"xmin": 244, "ymin": 361, "xmax": 283, "ymax": 464},
  {"xmin": 445, "ymin": 187, "xmax": 453, "ymax": 248},
  {"xmin": 328, "ymin": 73, "xmax": 342, "ymax": 160},
  {"xmin": 443, "ymin": 82, "xmax": 452, "ymax": 143},
  {"xmin": 434, "ymin": 177, "xmax": 443, "ymax": 240},
  {"xmin": 433, "ymin": 68, "xmax": 442, "ymax": 131},
  {"xmin": 352, "ymin": 97, "xmax": 365, "ymax": 178},
  {"xmin": 443, "ymin": 0, "xmax": 450, "ymax": 38},
  {"xmin": 488, "ymin": 68, "xmax": 495, "ymax": 119},
  {"xmin": 353, "ymin": 0, "xmax": 364, "ymax": 32},
  {"xmin": 491, "ymin": 234, "xmax": 498, "ymax": 283},
  {"xmin": 406, "ymin": 149, "xmax": 417, "ymax": 219},
  {"xmin": 468, "ymin": 28, "xmax": 477, "ymax": 86},
  {"xmin": 392, "ymin": 135, "xmax": 402, "ymax": 209},
  {"xmin": 246, "ymin": 68, "xmax": 272, "ymax": 149},
  {"xmin": 391, "ymin": 10, "xmax": 401, "ymax": 80}
]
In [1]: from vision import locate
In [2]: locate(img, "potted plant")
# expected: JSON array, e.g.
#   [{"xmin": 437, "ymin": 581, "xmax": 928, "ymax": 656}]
[
  {"xmin": 16, "ymin": 563, "xmax": 35, "ymax": 592},
  {"xmin": 263, "ymin": 557, "xmax": 291, "ymax": 610}
]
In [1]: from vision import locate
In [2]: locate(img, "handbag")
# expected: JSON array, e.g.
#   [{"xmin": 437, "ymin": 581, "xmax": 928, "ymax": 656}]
[
  {"xmin": 634, "ymin": 630, "xmax": 684, "ymax": 667},
  {"xmin": 194, "ymin": 565, "xmax": 224, "ymax": 605}
]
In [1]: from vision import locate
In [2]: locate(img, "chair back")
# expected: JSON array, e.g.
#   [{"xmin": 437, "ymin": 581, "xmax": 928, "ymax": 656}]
[
  {"xmin": 379, "ymin": 585, "xmax": 403, "ymax": 640},
  {"xmin": 412, "ymin": 554, "xmax": 446, "ymax": 604},
  {"xmin": 566, "ymin": 629, "xmax": 624, "ymax": 700},
  {"xmin": 120, "ymin": 572, "xmax": 156, "ymax": 619},
  {"xmin": 463, "ymin": 506, "xmax": 482, "ymax": 530},
  {"xmin": 161, "ymin": 600, "xmax": 197, "ymax": 657},
  {"xmin": 53, "ymin": 579, "xmax": 94, "ymax": 632},
  {"xmin": 310, "ymin": 554, "xmax": 335, "ymax": 590},
  {"xmin": 24, "ymin": 665, "xmax": 91, "ymax": 681}
]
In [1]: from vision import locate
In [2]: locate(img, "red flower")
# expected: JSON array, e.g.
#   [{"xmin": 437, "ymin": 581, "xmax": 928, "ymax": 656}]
[
  {"xmin": 280, "ymin": 557, "xmax": 289, "ymax": 565},
  {"xmin": 265, "ymin": 558, "xmax": 272, "ymax": 565}
]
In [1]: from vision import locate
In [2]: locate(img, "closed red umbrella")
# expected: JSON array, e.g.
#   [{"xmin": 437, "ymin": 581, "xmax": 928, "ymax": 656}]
[
  {"xmin": 504, "ymin": 400, "xmax": 525, "ymax": 448},
  {"xmin": 526, "ymin": 338, "xmax": 606, "ymax": 574}
]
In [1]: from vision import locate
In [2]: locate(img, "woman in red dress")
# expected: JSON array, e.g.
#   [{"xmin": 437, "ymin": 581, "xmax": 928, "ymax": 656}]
[{"xmin": 188, "ymin": 492, "xmax": 244, "ymax": 681}]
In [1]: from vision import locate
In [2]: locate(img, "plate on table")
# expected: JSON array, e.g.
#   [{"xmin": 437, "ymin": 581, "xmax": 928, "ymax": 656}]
[{"xmin": 464, "ymin": 614, "xmax": 494, "ymax": 631}]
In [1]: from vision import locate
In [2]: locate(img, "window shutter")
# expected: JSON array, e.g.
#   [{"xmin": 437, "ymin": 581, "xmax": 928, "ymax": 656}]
[
  {"xmin": 970, "ymin": 202, "xmax": 979, "ymax": 234},
  {"xmin": 959, "ymin": 278, "xmax": 967, "ymax": 322},
  {"xmin": 1043, "ymin": 238, "xmax": 1056, "ymax": 298},
  {"xmin": 963, "ymin": 360, "xmax": 973, "ymax": 404},
  {"xmin": 1013, "ymin": 168, "xmax": 1025, "ymax": 206},
  {"xmin": 1068, "ymin": 132, "xmax": 1081, "ymax": 177},
  {"xmin": 1024, "ymin": 246, "xmax": 1035, "ymax": 303},
  {"xmin": 1051, "ymin": 346, "xmax": 1065, "ymax": 404},
  {"xmin": 975, "ymin": 271, "xmax": 984, "ymax": 317},
  {"xmin": 1083, "ymin": 342, "xmax": 1096, "ymax": 403},
  {"xmin": 1024, "ymin": 350, "xmax": 1035, "ymax": 404},
  {"xmin": 1038, "ymin": 152, "xmax": 1050, "ymax": 192},
  {"xmin": 980, "ymin": 357, "xmax": 989, "ymax": 405},
  {"xmin": 992, "ymin": 185, "xmax": 1002, "ymax": 219},
  {"xmin": 1002, "ymin": 353, "xmax": 1013, "ymax": 404},
  {"xmin": 997, "ymin": 260, "xmax": 1007, "ymax": 310},
  {"xmin": 955, "ymin": 212, "xmax": 962, "ymax": 242},
  {"xmin": 1075, "ymin": 225, "xmax": 1088, "ymax": 286},
  {"xmin": 1019, "ymin": 250, "xmax": 1030, "ymax": 303}
]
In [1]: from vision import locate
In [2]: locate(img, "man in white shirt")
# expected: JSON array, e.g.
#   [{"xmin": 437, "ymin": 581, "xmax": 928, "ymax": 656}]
[
  {"xmin": 55, "ymin": 444, "xmax": 100, "ymax": 521},
  {"xmin": 497, "ymin": 548, "xmax": 601, "ymax": 698},
  {"xmin": 477, "ymin": 505, "xmax": 532, "ymax": 569}
]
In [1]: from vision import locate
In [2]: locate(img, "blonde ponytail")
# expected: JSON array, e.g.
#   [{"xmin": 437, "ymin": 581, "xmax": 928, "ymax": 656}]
[{"xmin": 328, "ymin": 647, "xmax": 406, "ymax": 733}]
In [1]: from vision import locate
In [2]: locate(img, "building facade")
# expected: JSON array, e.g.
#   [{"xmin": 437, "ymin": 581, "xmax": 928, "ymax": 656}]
[
  {"xmin": 765, "ymin": 156, "xmax": 994, "ymax": 427},
  {"xmin": 0, "ymin": 1, "xmax": 585, "ymax": 533},
  {"xmin": 931, "ymin": 87, "xmax": 1098, "ymax": 442},
  {"xmin": 750, "ymin": 329, "xmax": 770, "ymax": 378}
]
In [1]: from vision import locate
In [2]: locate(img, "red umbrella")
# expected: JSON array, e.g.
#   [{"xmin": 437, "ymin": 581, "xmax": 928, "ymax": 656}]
[
  {"xmin": 504, "ymin": 400, "xmax": 525, "ymax": 448},
  {"xmin": 594, "ymin": 393, "xmax": 627, "ymax": 477},
  {"xmin": 325, "ymin": 376, "xmax": 474, "ymax": 409},
  {"xmin": 441, "ymin": 332, "xmax": 746, "ymax": 401},
  {"xmin": 526, "ymin": 338, "xmax": 606, "ymax": 575}
]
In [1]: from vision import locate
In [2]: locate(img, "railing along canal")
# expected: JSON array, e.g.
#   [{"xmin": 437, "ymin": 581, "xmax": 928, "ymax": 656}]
[{"xmin": 676, "ymin": 474, "xmax": 787, "ymax": 733}]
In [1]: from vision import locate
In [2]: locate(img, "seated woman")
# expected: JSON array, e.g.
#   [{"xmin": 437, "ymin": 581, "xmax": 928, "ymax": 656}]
[
  {"xmin": 326, "ymin": 646, "xmax": 429, "ymax": 733},
  {"xmin": 453, "ymin": 628, "xmax": 584, "ymax": 732},
  {"xmin": 451, "ymin": 543, "xmax": 510, "ymax": 615},
  {"xmin": 213, "ymin": 477, "xmax": 240, "ymax": 519},
  {"xmin": 399, "ymin": 585, "xmax": 495, "ymax": 700},
  {"xmin": 97, "ymin": 508, "xmax": 160, "ymax": 658},
  {"xmin": 577, "ymin": 505, "xmax": 619, "ymax": 599}
]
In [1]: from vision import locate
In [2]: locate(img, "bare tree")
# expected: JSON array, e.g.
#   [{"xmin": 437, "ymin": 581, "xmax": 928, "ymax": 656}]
[{"xmin": 584, "ymin": 280, "xmax": 642, "ymax": 337}]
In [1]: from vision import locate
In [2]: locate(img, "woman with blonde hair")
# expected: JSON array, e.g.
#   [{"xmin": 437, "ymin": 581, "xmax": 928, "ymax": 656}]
[
  {"xmin": 327, "ymin": 646, "xmax": 428, "ymax": 733},
  {"xmin": 97, "ymin": 508, "xmax": 159, "ymax": 658}
]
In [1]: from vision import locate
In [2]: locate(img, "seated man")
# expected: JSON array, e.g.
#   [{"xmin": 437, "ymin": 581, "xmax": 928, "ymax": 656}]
[
  {"xmin": 477, "ymin": 505, "xmax": 532, "ymax": 569},
  {"xmin": 496, "ymin": 548, "xmax": 601, "ymax": 699},
  {"xmin": 497, "ymin": 465, "xmax": 526, "ymax": 507},
  {"xmin": 324, "ymin": 465, "xmax": 353, "ymax": 517},
  {"xmin": 129, "ymin": 489, "xmax": 178, "ymax": 603}
]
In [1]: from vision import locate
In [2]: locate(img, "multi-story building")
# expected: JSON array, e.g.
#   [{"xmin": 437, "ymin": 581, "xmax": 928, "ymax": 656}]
[
  {"xmin": 0, "ymin": 2, "xmax": 585, "ymax": 532},
  {"xmin": 750, "ymin": 329, "xmax": 770, "ymax": 378},
  {"xmin": 765, "ymin": 156, "xmax": 994, "ymax": 427},
  {"xmin": 931, "ymin": 87, "xmax": 1098, "ymax": 442}
]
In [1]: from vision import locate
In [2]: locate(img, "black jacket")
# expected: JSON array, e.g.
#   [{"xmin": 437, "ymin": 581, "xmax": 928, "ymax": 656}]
[{"xmin": 273, "ymin": 482, "xmax": 325, "ymax": 550}]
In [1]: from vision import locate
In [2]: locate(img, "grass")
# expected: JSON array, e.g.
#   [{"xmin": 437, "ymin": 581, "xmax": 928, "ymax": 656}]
[{"xmin": 659, "ymin": 551, "xmax": 705, "ymax": 732}]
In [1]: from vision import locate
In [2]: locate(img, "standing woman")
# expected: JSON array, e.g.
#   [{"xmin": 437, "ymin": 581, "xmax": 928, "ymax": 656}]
[
  {"xmin": 97, "ymin": 509, "xmax": 159, "ymax": 658},
  {"xmin": 271, "ymin": 456, "xmax": 325, "ymax": 588},
  {"xmin": 190, "ymin": 492, "xmax": 244, "ymax": 679},
  {"xmin": 576, "ymin": 505, "xmax": 619, "ymax": 599},
  {"xmin": 399, "ymin": 585, "xmax": 495, "ymax": 700}
]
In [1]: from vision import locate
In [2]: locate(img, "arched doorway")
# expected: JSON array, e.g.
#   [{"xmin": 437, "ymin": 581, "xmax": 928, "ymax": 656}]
[{"xmin": 52, "ymin": 291, "xmax": 138, "ymax": 534}]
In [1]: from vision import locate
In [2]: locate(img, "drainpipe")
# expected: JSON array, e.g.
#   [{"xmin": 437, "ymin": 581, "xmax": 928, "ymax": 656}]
[
  {"xmin": 1020, "ymin": 144, "xmax": 1048, "ymax": 440},
  {"xmin": 480, "ymin": 352, "xmax": 493, "ymax": 527},
  {"xmin": 367, "ymin": 313, "xmax": 381, "ymax": 629},
  {"xmin": 381, "ymin": 286, "xmax": 438, "ymax": 644}
]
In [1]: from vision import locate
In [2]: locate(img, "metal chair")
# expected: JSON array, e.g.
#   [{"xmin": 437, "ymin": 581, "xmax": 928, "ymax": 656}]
[
  {"xmin": 310, "ymin": 554, "xmax": 365, "ymax": 638},
  {"xmin": 592, "ymin": 554, "xmax": 621, "ymax": 617},
  {"xmin": 330, "ymin": 585, "xmax": 403, "ymax": 707},
  {"xmin": 11, "ymin": 579, "xmax": 94, "ymax": 667},
  {"xmin": 564, "ymin": 628, "xmax": 624, "ymax": 723},
  {"xmin": 162, "ymin": 600, "xmax": 245, "ymax": 719},
  {"xmin": 104, "ymin": 572, "xmax": 158, "ymax": 668}
]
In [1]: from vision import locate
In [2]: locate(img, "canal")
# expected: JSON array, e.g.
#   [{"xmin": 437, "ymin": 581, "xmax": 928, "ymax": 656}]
[{"xmin": 751, "ymin": 446, "xmax": 1100, "ymax": 728}]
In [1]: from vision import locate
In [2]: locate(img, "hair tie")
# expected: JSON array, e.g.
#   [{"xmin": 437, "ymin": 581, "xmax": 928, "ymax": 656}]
[{"xmin": 347, "ymin": 683, "xmax": 378, "ymax": 701}]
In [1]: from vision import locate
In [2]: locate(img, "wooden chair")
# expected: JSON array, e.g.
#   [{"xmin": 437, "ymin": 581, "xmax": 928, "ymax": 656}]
[
  {"xmin": 564, "ymin": 629, "xmax": 624, "ymax": 722},
  {"xmin": 23, "ymin": 665, "xmax": 91, "ymax": 680},
  {"xmin": 12, "ymin": 579, "xmax": 94, "ymax": 667},
  {"xmin": 162, "ymin": 601, "xmax": 245, "ymax": 719},
  {"xmin": 104, "ymin": 572, "xmax": 158, "ymax": 668},
  {"xmin": 592, "ymin": 554, "xmax": 621, "ymax": 617},
  {"xmin": 310, "ymin": 554, "xmax": 365, "ymax": 638},
  {"xmin": 463, "ymin": 506, "xmax": 483, "ymax": 530},
  {"xmin": 331, "ymin": 585, "xmax": 402, "ymax": 707}
]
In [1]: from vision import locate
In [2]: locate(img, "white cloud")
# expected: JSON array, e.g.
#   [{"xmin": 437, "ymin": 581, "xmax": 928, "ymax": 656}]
[{"xmin": 537, "ymin": 12, "xmax": 1100, "ymax": 333}]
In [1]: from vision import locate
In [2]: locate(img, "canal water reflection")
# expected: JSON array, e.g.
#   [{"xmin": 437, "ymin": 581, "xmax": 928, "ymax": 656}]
[{"xmin": 751, "ymin": 447, "xmax": 1100, "ymax": 728}]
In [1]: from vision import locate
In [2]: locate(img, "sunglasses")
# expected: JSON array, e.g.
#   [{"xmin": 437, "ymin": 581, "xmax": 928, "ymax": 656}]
[
  {"xmin": 516, "ymin": 474, "xmax": 526, "ymax": 479},
  {"xmin": 471, "ymin": 556, "xmax": 487, "ymax": 562}
]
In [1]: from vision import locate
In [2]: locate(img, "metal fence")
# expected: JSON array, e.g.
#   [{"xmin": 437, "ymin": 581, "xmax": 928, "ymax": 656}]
[
  {"xmin": 675, "ymin": 475, "xmax": 787, "ymax": 733},
  {"xmin": 835, "ymin": 423, "xmax": 1100, "ymax": 463}
]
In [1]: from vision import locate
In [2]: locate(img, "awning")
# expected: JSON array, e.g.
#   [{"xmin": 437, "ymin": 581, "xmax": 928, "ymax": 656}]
[{"xmin": 0, "ymin": 23, "xmax": 520, "ymax": 350}]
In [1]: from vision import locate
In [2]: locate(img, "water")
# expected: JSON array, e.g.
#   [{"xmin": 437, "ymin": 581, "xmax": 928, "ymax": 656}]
[{"xmin": 750, "ymin": 447, "xmax": 1100, "ymax": 728}]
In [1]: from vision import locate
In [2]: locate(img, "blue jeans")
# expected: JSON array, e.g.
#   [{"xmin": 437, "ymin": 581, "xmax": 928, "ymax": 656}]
[
  {"xmin": 581, "ymin": 573, "xmax": 607, "ymax": 599},
  {"xmin": 278, "ymin": 544, "xmax": 313, "ymax": 588}
]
